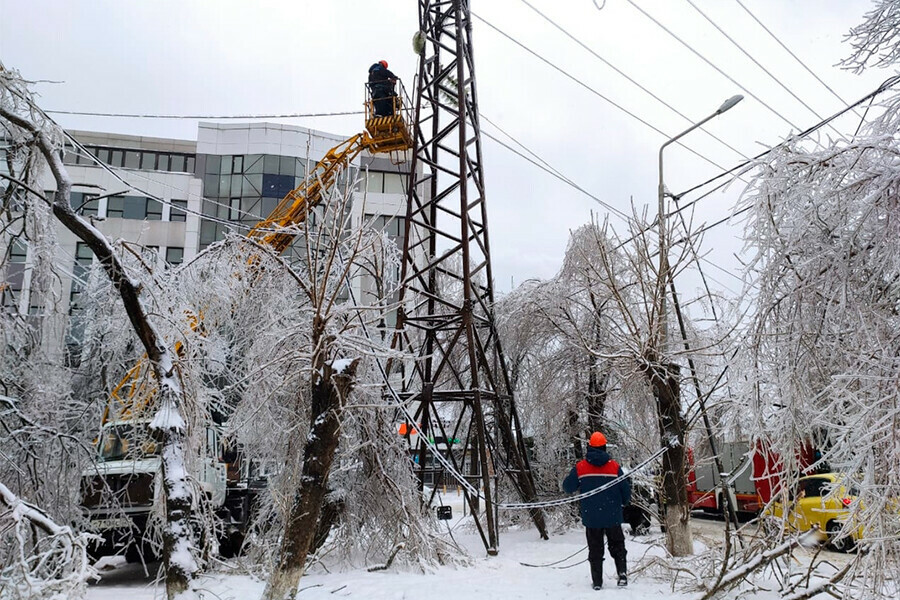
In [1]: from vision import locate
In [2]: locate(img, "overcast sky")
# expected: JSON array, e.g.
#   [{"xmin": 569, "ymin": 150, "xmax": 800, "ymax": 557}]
[{"xmin": 0, "ymin": 0, "xmax": 891, "ymax": 298}]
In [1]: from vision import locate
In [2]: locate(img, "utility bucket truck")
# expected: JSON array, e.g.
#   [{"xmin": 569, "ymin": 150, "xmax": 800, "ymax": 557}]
[{"xmin": 80, "ymin": 83, "xmax": 413, "ymax": 560}]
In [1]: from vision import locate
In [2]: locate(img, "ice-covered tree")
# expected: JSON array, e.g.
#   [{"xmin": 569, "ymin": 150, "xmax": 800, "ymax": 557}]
[{"xmin": 0, "ymin": 64, "xmax": 200, "ymax": 599}]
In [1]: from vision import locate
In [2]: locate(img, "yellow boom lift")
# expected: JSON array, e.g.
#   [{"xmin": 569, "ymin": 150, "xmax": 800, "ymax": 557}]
[{"xmin": 103, "ymin": 84, "xmax": 412, "ymax": 422}]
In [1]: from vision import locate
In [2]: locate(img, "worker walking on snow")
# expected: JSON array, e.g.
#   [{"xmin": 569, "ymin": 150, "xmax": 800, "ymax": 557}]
[
  {"xmin": 563, "ymin": 431, "xmax": 631, "ymax": 590},
  {"xmin": 368, "ymin": 60, "xmax": 399, "ymax": 117}
]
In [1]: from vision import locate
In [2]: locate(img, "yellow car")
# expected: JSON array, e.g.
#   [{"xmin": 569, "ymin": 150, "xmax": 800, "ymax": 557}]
[{"xmin": 767, "ymin": 473, "xmax": 860, "ymax": 552}]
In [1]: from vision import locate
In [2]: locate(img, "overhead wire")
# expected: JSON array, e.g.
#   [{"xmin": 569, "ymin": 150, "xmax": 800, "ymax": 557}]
[
  {"xmin": 518, "ymin": 0, "xmax": 750, "ymax": 162},
  {"xmin": 683, "ymin": 0, "xmax": 841, "ymax": 137},
  {"xmin": 734, "ymin": 0, "xmax": 863, "ymax": 120},
  {"xmin": 45, "ymin": 109, "xmax": 364, "ymax": 120},
  {"xmin": 479, "ymin": 121, "xmax": 634, "ymax": 225},
  {"xmin": 470, "ymin": 11, "xmax": 736, "ymax": 175},
  {"xmin": 622, "ymin": 0, "xmax": 808, "ymax": 136}
]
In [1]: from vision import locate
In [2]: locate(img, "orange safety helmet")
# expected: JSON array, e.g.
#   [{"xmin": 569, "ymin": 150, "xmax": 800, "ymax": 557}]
[
  {"xmin": 379, "ymin": 60, "xmax": 389, "ymax": 69},
  {"xmin": 589, "ymin": 431, "xmax": 607, "ymax": 447}
]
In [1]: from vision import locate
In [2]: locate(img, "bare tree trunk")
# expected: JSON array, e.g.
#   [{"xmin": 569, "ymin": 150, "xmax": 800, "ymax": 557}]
[
  {"xmin": 647, "ymin": 361, "xmax": 693, "ymax": 556},
  {"xmin": 263, "ymin": 318, "xmax": 359, "ymax": 600}
]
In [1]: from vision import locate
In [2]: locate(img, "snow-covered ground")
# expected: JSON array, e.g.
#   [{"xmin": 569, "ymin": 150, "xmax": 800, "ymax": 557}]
[{"xmin": 86, "ymin": 492, "xmax": 848, "ymax": 600}]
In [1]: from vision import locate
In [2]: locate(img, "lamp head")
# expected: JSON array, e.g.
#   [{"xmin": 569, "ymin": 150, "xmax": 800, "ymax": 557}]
[{"xmin": 716, "ymin": 94, "xmax": 744, "ymax": 115}]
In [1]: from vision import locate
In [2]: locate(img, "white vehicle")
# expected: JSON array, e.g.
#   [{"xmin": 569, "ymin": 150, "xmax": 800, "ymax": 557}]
[{"xmin": 81, "ymin": 419, "xmax": 258, "ymax": 561}]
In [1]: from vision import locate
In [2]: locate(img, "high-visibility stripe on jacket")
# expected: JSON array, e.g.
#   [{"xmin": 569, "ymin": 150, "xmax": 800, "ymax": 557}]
[{"xmin": 562, "ymin": 447, "xmax": 632, "ymax": 529}]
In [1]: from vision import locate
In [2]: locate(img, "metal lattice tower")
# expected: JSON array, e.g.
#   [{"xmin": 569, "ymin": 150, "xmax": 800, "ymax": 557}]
[{"xmin": 392, "ymin": 0, "xmax": 548, "ymax": 553}]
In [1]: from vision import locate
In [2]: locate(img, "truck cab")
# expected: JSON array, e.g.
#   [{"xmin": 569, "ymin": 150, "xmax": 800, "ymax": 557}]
[{"xmin": 81, "ymin": 419, "xmax": 228, "ymax": 561}]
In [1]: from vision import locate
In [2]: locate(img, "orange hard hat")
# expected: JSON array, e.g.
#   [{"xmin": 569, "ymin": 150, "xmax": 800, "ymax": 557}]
[
  {"xmin": 589, "ymin": 431, "xmax": 607, "ymax": 447},
  {"xmin": 379, "ymin": 60, "xmax": 389, "ymax": 68}
]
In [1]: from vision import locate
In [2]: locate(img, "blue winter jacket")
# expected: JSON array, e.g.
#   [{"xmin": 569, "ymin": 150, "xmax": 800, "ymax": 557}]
[{"xmin": 562, "ymin": 447, "xmax": 632, "ymax": 528}]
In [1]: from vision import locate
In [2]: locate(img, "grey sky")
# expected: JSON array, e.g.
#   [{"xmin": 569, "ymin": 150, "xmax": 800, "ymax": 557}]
[{"xmin": 0, "ymin": 0, "xmax": 890, "ymax": 296}]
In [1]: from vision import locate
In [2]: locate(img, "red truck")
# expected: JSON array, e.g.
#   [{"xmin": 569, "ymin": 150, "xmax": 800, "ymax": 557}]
[{"xmin": 687, "ymin": 440, "xmax": 815, "ymax": 518}]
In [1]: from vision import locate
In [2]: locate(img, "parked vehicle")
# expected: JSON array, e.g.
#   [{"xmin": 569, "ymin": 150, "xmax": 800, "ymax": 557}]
[
  {"xmin": 764, "ymin": 472, "xmax": 860, "ymax": 552},
  {"xmin": 687, "ymin": 441, "xmax": 763, "ymax": 518},
  {"xmin": 81, "ymin": 419, "xmax": 263, "ymax": 561}
]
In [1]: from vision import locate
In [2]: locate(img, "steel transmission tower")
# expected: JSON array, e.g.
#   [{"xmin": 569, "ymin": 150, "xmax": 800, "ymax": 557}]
[{"xmin": 392, "ymin": 0, "xmax": 548, "ymax": 553}]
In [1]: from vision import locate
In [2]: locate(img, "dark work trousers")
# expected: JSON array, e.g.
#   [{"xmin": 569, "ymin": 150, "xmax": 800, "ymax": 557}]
[{"xmin": 585, "ymin": 525, "xmax": 627, "ymax": 586}]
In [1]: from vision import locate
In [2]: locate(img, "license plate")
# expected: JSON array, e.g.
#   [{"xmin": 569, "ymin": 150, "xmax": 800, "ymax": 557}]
[{"xmin": 91, "ymin": 517, "xmax": 133, "ymax": 531}]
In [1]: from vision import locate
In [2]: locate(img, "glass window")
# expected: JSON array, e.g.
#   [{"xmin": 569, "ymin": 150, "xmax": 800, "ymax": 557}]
[
  {"xmin": 366, "ymin": 171, "xmax": 384, "ymax": 193},
  {"xmin": 170, "ymin": 199, "xmax": 187, "ymax": 222},
  {"xmin": 218, "ymin": 175, "xmax": 231, "ymax": 197},
  {"xmin": 200, "ymin": 219, "xmax": 217, "ymax": 246},
  {"xmin": 231, "ymin": 174, "xmax": 242, "ymax": 196},
  {"xmin": 244, "ymin": 154, "xmax": 263, "ymax": 174},
  {"xmin": 279, "ymin": 156, "xmax": 294, "ymax": 176},
  {"xmin": 202, "ymin": 174, "xmax": 218, "ymax": 197},
  {"xmin": 123, "ymin": 196, "xmax": 145, "ymax": 219},
  {"xmin": 124, "ymin": 151, "xmax": 140, "ymax": 169},
  {"xmin": 205, "ymin": 155, "xmax": 220, "ymax": 174},
  {"xmin": 146, "ymin": 199, "xmax": 163, "ymax": 220},
  {"xmin": 242, "ymin": 175, "xmax": 259, "ymax": 196},
  {"xmin": 106, "ymin": 196, "xmax": 124, "ymax": 218},
  {"xmin": 75, "ymin": 150, "xmax": 92, "ymax": 166},
  {"xmin": 141, "ymin": 152, "xmax": 156, "ymax": 170},
  {"xmin": 96, "ymin": 148, "xmax": 111, "ymax": 164},
  {"xmin": 9, "ymin": 239, "xmax": 28, "ymax": 262},
  {"xmin": 186, "ymin": 156, "xmax": 195, "ymax": 173},
  {"xmin": 110, "ymin": 150, "xmax": 124, "ymax": 167},
  {"xmin": 246, "ymin": 173, "xmax": 263, "ymax": 195},
  {"xmin": 229, "ymin": 197, "xmax": 241, "ymax": 221},
  {"xmin": 261, "ymin": 197, "xmax": 279, "ymax": 219},
  {"xmin": 75, "ymin": 242, "xmax": 93, "ymax": 261},
  {"xmin": 263, "ymin": 155, "xmax": 280, "ymax": 174},
  {"xmin": 232, "ymin": 155, "xmax": 243, "ymax": 174},
  {"xmin": 219, "ymin": 155, "xmax": 231, "ymax": 175},
  {"xmin": 165, "ymin": 247, "xmax": 184, "ymax": 265},
  {"xmin": 157, "ymin": 154, "xmax": 170, "ymax": 171},
  {"xmin": 170, "ymin": 155, "xmax": 186, "ymax": 172},
  {"xmin": 63, "ymin": 147, "xmax": 78, "ymax": 165},
  {"xmin": 383, "ymin": 173, "xmax": 406, "ymax": 194},
  {"xmin": 295, "ymin": 159, "xmax": 306, "ymax": 178},
  {"xmin": 241, "ymin": 197, "xmax": 261, "ymax": 220}
]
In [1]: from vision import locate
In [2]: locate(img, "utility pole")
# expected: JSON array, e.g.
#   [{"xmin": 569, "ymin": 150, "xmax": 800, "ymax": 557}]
[
  {"xmin": 654, "ymin": 95, "xmax": 743, "ymax": 556},
  {"xmin": 391, "ymin": 0, "xmax": 548, "ymax": 555}
]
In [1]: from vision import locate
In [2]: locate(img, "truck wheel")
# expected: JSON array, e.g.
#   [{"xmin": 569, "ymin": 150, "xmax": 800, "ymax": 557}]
[{"xmin": 826, "ymin": 521, "xmax": 854, "ymax": 553}]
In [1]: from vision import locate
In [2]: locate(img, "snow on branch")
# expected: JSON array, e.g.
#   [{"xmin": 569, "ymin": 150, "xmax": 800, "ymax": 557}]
[{"xmin": 0, "ymin": 482, "xmax": 96, "ymax": 600}]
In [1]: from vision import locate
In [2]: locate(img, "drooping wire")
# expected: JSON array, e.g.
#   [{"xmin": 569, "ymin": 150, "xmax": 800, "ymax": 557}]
[
  {"xmin": 623, "ymin": 0, "xmax": 807, "ymax": 136},
  {"xmin": 518, "ymin": 0, "xmax": 750, "ymax": 161},
  {"xmin": 45, "ymin": 109, "xmax": 364, "ymax": 120},
  {"xmin": 734, "ymin": 0, "xmax": 863, "ymax": 120},
  {"xmin": 683, "ymin": 0, "xmax": 840, "ymax": 137},
  {"xmin": 470, "ymin": 11, "xmax": 734, "ymax": 174}
]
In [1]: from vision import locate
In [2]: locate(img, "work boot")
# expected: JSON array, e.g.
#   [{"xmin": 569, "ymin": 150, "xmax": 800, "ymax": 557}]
[
  {"xmin": 592, "ymin": 583, "xmax": 602, "ymax": 590},
  {"xmin": 617, "ymin": 574, "xmax": 628, "ymax": 587}
]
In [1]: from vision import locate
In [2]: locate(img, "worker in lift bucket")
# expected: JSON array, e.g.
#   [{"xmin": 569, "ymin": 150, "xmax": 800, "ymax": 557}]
[
  {"xmin": 368, "ymin": 60, "xmax": 399, "ymax": 117},
  {"xmin": 562, "ymin": 431, "xmax": 631, "ymax": 590}
]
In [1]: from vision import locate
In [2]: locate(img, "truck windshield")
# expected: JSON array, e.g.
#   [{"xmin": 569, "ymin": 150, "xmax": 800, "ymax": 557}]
[{"xmin": 98, "ymin": 424, "xmax": 159, "ymax": 461}]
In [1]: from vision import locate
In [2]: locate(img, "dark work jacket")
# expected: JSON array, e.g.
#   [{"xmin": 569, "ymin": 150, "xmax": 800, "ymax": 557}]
[
  {"xmin": 368, "ymin": 63, "xmax": 398, "ymax": 99},
  {"xmin": 563, "ymin": 447, "xmax": 632, "ymax": 528}
]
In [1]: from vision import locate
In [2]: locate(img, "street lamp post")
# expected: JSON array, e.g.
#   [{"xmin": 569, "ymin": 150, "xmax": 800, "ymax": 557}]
[
  {"xmin": 656, "ymin": 94, "xmax": 743, "ymax": 353},
  {"xmin": 654, "ymin": 94, "xmax": 743, "ymax": 556}
]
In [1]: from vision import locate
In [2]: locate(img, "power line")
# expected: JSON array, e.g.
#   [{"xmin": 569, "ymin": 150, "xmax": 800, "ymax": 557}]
[
  {"xmin": 684, "ymin": 0, "xmax": 840, "ymax": 137},
  {"xmin": 480, "ymin": 125, "xmax": 633, "ymax": 224},
  {"xmin": 623, "ymin": 0, "xmax": 807, "ymax": 136},
  {"xmin": 610, "ymin": 74, "xmax": 900, "ymax": 264},
  {"xmin": 45, "ymin": 109, "xmax": 363, "ymax": 120},
  {"xmin": 518, "ymin": 0, "xmax": 750, "ymax": 162},
  {"xmin": 734, "ymin": 0, "xmax": 862, "ymax": 120},
  {"xmin": 470, "ymin": 11, "xmax": 735, "ymax": 175}
]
